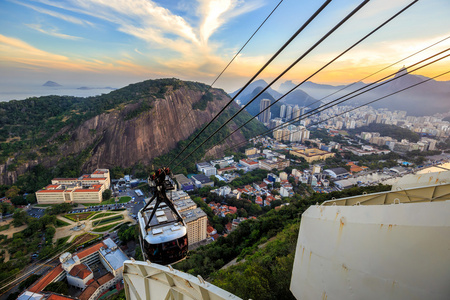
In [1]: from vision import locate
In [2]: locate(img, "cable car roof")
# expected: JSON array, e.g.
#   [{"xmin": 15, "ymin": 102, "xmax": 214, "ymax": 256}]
[{"xmin": 139, "ymin": 206, "xmax": 187, "ymax": 244}]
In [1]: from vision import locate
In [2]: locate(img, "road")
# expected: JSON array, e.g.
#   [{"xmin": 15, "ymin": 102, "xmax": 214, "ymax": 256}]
[{"xmin": 0, "ymin": 242, "xmax": 74, "ymax": 300}]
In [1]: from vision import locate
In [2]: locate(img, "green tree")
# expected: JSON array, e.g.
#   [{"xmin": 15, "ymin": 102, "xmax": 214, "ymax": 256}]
[
  {"xmin": 19, "ymin": 274, "xmax": 41, "ymax": 291},
  {"xmin": 44, "ymin": 281, "xmax": 69, "ymax": 294},
  {"xmin": 5, "ymin": 186, "xmax": 20, "ymax": 199},
  {"xmin": 102, "ymin": 189, "xmax": 112, "ymax": 201},
  {"xmin": 12, "ymin": 209, "xmax": 28, "ymax": 227}
]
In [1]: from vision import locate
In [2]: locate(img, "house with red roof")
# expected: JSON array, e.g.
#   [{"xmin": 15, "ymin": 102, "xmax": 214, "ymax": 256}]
[
  {"xmin": 239, "ymin": 159, "xmax": 260, "ymax": 171},
  {"xmin": 255, "ymin": 196, "xmax": 263, "ymax": 205},
  {"xmin": 23, "ymin": 238, "xmax": 127, "ymax": 300}
]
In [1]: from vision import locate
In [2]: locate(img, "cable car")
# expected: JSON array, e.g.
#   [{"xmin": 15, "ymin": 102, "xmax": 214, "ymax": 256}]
[{"xmin": 138, "ymin": 168, "xmax": 188, "ymax": 265}]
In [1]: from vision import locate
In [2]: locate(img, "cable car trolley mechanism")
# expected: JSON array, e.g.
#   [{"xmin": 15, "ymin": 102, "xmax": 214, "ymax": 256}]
[{"xmin": 138, "ymin": 167, "xmax": 188, "ymax": 265}]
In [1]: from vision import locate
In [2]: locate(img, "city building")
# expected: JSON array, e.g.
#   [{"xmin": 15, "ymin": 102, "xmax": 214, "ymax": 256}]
[
  {"xmin": 245, "ymin": 147, "xmax": 259, "ymax": 156},
  {"xmin": 22, "ymin": 238, "xmax": 128, "ymax": 300},
  {"xmin": 286, "ymin": 105, "xmax": 293, "ymax": 120},
  {"xmin": 259, "ymin": 157, "xmax": 290, "ymax": 171},
  {"xmin": 342, "ymin": 145, "xmax": 390, "ymax": 156},
  {"xmin": 211, "ymin": 186, "xmax": 232, "ymax": 197},
  {"xmin": 35, "ymin": 169, "xmax": 111, "ymax": 204},
  {"xmin": 292, "ymin": 105, "xmax": 301, "ymax": 122},
  {"xmin": 191, "ymin": 174, "xmax": 214, "ymax": 188},
  {"xmin": 173, "ymin": 197, "xmax": 197, "ymax": 213},
  {"xmin": 217, "ymin": 166, "xmax": 238, "ymax": 175},
  {"xmin": 196, "ymin": 162, "xmax": 217, "ymax": 176},
  {"xmin": 290, "ymin": 148, "xmax": 335, "ymax": 163},
  {"xmin": 180, "ymin": 208, "xmax": 207, "ymax": 244},
  {"xmin": 280, "ymin": 104, "xmax": 286, "ymax": 118},
  {"xmin": 259, "ymin": 99, "xmax": 271, "ymax": 124},
  {"xmin": 312, "ymin": 165, "xmax": 321, "ymax": 174},
  {"xmin": 174, "ymin": 174, "xmax": 195, "ymax": 192},
  {"xmin": 169, "ymin": 190, "xmax": 191, "ymax": 202},
  {"xmin": 239, "ymin": 158, "xmax": 260, "ymax": 171},
  {"xmin": 324, "ymin": 167, "xmax": 351, "ymax": 179}
]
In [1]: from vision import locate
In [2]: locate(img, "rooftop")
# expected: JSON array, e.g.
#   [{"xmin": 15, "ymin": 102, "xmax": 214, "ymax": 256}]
[
  {"xmin": 180, "ymin": 207, "xmax": 207, "ymax": 223},
  {"xmin": 325, "ymin": 167, "xmax": 350, "ymax": 175},
  {"xmin": 76, "ymin": 242, "xmax": 106, "ymax": 259},
  {"xmin": 68, "ymin": 264, "xmax": 92, "ymax": 279},
  {"xmin": 28, "ymin": 265, "xmax": 64, "ymax": 293},
  {"xmin": 191, "ymin": 173, "xmax": 213, "ymax": 183},
  {"xmin": 99, "ymin": 238, "xmax": 129, "ymax": 271},
  {"xmin": 18, "ymin": 291, "xmax": 44, "ymax": 300},
  {"xmin": 47, "ymin": 294, "xmax": 78, "ymax": 300},
  {"xmin": 174, "ymin": 174, "xmax": 194, "ymax": 185}
]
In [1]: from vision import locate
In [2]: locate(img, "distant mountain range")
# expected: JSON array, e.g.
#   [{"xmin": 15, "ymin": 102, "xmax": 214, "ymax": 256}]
[
  {"xmin": 42, "ymin": 81, "xmax": 61, "ymax": 87},
  {"xmin": 42, "ymin": 81, "xmax": 116, "ymax": 91},
  {"xmin": 229, "ymin": 68, "xmax": 450, "ymax": 117},
  {"xmin": 229, "ymin": 79, "xmax": 282, "ymax": 100},
  {"xmin": 230, "ymin": 79, "xmax": 320, "ymax": 119}
]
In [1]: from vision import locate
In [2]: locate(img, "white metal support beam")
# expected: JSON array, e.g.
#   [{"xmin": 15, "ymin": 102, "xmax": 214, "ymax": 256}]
[{"xmin": 123, "ymin": 260, "xmax": 242, "ymax": 300}]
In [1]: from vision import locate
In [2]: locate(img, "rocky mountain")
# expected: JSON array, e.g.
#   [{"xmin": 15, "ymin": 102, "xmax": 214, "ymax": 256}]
[
  {"xmin": 235, "ymin": 86, "xmax": 281, "ymax": 119},
  {"xmin": 0, "ymin": 78, "xmax": 264, "ymax": 185},
  {"xmin": 229, "ymin": 79, "xmax": 282, "ymax": 102},
  {"xmin": 278, "ymin": 80, "xmax": 297, "ymax": 94},
  {"xmin": 42, "ymin": 81, "xmax": 61, "ymax": 87},
  {"xmin": 276, "ymin": 68, "xmax": 450, "ymax": 116},
  {"xmin": 281, "ymin": 89, "xmax": 319, "ymax": 109},
  {"xmin": 277, "ymin": 80, "xmax": 367, "ymax": 102}
]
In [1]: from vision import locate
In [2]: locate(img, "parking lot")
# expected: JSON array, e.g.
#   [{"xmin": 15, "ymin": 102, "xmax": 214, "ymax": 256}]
[{"xmin": 28, "ymin": 187, "xmax": 147, "ymax": 218}]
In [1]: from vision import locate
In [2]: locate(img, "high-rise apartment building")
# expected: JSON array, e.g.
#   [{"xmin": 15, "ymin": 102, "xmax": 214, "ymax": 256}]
[
  {"xmin": 259, "ymin": 98, "xmax": 271, "ymax": 124},
  {"xmin": 286, "ymin": 105, "xmax": 293, "ymax": 120},
  {"xmin": 293, "ymin": 105, "xmax": 301, "ymax": 122},
  {"xmin": 280, "ymin": 104, "xmax": 286, "ymax": 118}
]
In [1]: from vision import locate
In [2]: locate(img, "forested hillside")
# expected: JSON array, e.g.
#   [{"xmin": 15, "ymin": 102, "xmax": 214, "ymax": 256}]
[
  {"xmin": 175, "ymin": 185, "xmax": 391, "ymax": 300},
  {"xmin": 0, "ymin": 78, "xmax": 265, "ymax": 189}
]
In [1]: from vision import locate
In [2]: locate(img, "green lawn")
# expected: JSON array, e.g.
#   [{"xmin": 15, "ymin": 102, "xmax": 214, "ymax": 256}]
[
  {"xmin": 91, "ymin": 212, "xmax": 117, "ymax": 220},
  {"xmin": 92, "ymin": 222, "xmax": 123, "ymax": 233},
  {"xmin": 82, "ymin": 196, "xmax": 132, "ymax": 207},
  {"xmin": 63, "ymin": 211, "xmax": 96, "ymax": 222},
  {"xmin": 0, "ymin": 224, "xmax": 10, "ymax": 231},
  {"xmin": 56, "ymin": 236, "xmax": 71, "ymax": 246},
  {"xmin": 55, "ymin": 219, "xmax": 70, "ymax": 228},
  {"xmin": 92, "ymin": 215, "xmax": 124, "ymax": 227}
]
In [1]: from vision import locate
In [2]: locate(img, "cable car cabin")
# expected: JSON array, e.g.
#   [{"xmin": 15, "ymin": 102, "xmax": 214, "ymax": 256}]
[{"xmin": 138, "ymin": 203, "xmax": 188, "ymax": 265}]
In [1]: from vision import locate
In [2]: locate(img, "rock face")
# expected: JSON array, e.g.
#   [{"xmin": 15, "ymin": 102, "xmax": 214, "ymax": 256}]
[
  {"xmin": 60, "ymin": 87, "xmax": 246, "ymax": 171},
  {"xmin": 0, "ymin": 80, "xmax": 259, "ymax": 185}
]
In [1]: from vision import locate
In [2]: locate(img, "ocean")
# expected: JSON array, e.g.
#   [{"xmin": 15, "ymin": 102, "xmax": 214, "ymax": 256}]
[{"xmin": 0, "ymin": 84, "xmax": 117, "ymax": 101}]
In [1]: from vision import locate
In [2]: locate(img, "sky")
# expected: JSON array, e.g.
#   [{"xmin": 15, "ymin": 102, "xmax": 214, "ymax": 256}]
[{"xmin": 0, "ymin": 0, "xmax": 449, "ymax": 95}]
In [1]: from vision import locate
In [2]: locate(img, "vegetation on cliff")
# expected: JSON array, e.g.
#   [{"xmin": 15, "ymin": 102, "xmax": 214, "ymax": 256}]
[
  {"xmin": 175, "ymin": 185, "xmax": 391, "ymax": 299},
  {"xmin": 0, "ymin": 78, "xmax": 209, "ymax": 164},
  {"xmin": 0, "ymin": 78, "xmax": 265, "ymax": 195}
]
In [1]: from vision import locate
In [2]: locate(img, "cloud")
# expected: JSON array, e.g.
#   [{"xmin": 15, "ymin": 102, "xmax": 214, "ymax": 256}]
[
  {"xmin": 10, "ymin": 0, "xmax": 93, "ymax": 26},
  {"xmin": 197, "ymin": 0, "xmax": 265, "ymax": 45},
  {"xmin": 5, "ymin": 0, "xmax": 281, "ymax": 87},
  {"xmin": 26, "ymin": 24, "xmax": 82, "ymax": 40},
  {"xmin": 0, "ymin": 34, "xmax": 149, "ymax": 74},
  {"xmin": 30, "ymin": 0, "xmax": 262, "ymax": 70}
]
